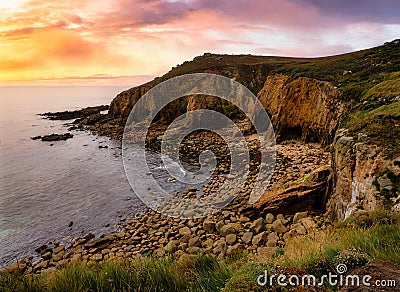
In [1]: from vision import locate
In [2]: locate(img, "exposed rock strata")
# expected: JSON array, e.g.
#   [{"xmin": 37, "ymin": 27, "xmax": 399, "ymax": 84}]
[
  {"xmin": 326, "ymin": 129, "xmax": 400, "ymax": 220},
  {"xmin": 257, "ymin": 74, "xmax": 343, "ymax": 145}
]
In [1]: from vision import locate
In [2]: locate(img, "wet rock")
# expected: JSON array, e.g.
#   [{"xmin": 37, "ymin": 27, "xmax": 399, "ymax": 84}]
[
  {"xmin": 85, "ymin": 237, "xmax": 113, "ymax": 249},
  {"xmin": 41, "ymin": 105, "xmax": 109, "ymax": 121},
  {"xmin": 31, "ymin": 133, "xmax": 73, "ymax": 142},
  {"xmin": 83, "ymin": 233, "xmax": 95, "ymax": 241},
  {"xmin": 53, "ymin": 246, "xmax": 64, "ymax": 254},
  {"xmin": 42, "ymin": 251, "xmax": 52, "ymax": 260},
  {"xmin": 52, "ymin": 251, "xmax": 65, "ymax": 262},
  {"xmin": 35, "ymin": 244, "xmax": 48, "ymax": 254},
  {"xmin": 2, "ymin": 261, "xmax": 27, "ymax": 273}
]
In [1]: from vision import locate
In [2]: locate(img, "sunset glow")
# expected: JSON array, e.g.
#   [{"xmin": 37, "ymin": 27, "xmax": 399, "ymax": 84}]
[{"xmin": 1, "ymin": 0, "xmax": 399, "ymax": 85}]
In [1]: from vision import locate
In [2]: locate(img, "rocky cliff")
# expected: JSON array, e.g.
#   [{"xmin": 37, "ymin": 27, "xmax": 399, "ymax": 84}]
[
  {"xmin": 326, "ymin": 98, "xmax": 400, "ymax": 219},
  {"xmin": 326, "ymin": 130, "xmax": 400, "ymax": 220},
  {"xmin": 90, "ymin": 40, "xmax": 400, "ymax": 221},
  {"xmin": 257, "ymin": 74, "xmax": 343, "ymax": 145}
]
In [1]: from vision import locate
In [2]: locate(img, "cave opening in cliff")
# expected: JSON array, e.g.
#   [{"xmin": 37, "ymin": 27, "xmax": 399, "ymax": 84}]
[{"xmin": 281, "ymin": 126, "xmax": 303, "ymax": 141}]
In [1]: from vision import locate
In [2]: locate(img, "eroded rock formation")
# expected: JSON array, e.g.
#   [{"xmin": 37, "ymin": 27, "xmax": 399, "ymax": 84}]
[
  {"xmin": 326, "ymin": 130, "xmax": 400, "ymax": 220},
  {"xmin": 257, "ymin": 74, "xmax": 343, "ymax": 145}
]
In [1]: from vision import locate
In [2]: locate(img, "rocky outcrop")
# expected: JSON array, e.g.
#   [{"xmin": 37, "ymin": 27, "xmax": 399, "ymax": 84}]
[
  {"xmin": 31, "ymin": 133, "xmax": 73, "ymax": 141},
  {"xmin": 326, "ymin": 129, "xmax": 400, "ymax": 220},
  {"xmin": 105, "ymin": 54, "xmax": 272, "ymax": 133},
  {"xmin": 251, "ymin": 165, "xmax": 331, "ymax": 216},
  {"xmin": 257, "ymin": 74, "xmax": 343, "ymax": 145},
  {"xmin": 41, "ymin": 105, "xmax": 109, "ymax": 120},
  {"xmin": 109, "ymin": 85, "xmax": 152, "ymax": 122}
]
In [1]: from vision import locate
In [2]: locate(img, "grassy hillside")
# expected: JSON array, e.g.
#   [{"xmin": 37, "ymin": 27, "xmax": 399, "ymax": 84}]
[{"xmin": 146, "ymin": 39, "xmax": 400, "ymax": 101}]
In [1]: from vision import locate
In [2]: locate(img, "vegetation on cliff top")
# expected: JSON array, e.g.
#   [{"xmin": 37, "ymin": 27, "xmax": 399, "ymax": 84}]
[
  {"xmin": 2, "ymin": 211, "xmax": 399, "ymax": 292},
  {"xmin": 113, "ymin": 40, "xmax": 400, "ymax": 115},
  {"xmin": 341, "ymin": 71, "xmax": 400, "ymax": 157}
]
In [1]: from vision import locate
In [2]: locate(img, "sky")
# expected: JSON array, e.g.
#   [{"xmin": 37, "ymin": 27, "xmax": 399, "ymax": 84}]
[{"xmin": 0, "ymin": 0, "xmax": 399, "ymax": 85}]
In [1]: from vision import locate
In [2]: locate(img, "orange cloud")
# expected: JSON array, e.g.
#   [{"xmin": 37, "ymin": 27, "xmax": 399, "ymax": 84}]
[{"xmin": 0, "ymin": 0, "xmax": 399, "ymax": 85}]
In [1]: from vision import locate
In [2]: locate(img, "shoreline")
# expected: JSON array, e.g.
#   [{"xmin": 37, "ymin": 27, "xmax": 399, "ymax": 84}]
[{"xmin": 2, "ymin": 118, "xmax": 331, "ymax": 274}]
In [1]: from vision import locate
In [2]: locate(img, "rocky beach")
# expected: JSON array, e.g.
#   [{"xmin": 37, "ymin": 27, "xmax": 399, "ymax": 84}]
[{"xmin": 4, "ymin": 138, "xmax": 329, "ymax": 274}]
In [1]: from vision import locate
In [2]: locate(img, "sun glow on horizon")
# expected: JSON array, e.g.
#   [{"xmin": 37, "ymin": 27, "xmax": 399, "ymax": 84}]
[{"xmin": 0, "ymin": 0, "xmax": 399, "ymax": 85}]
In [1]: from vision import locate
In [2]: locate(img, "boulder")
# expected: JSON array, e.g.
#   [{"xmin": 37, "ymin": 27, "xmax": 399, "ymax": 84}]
[
  {"xmin": 293, "ymin": 211, "xmax": 308, "ymax": 223},
  {"xmin": 227, "ymin": 243, "xmax": 244, "ymax": 255},
  {"xmin": 265, "ymin": 213, "xmax": 275, "ymax": 224},
  {"xmin": 266, "ymin": 232, "xmax": 279, "ymax": 247},
  {"xmin": 164, "ymin": 240, "xmax": 178, "ymax": 253},
  {"xmin": 242, "ymin": 232, "xmax": 253, "ymax": 244},
  {"xmin": 188, "ymin": 236, "xmax": 202, "ymax": 248},
  {"xmin": 272, "ymin": 219, "xmax": 287, "ymax": 234},
  {"xmin": 252, "ymin": 217, "xmax": 266, "ymax": 234},
  {"xmin": 219, "ymin": 223, "xmax": 240, "ymax": 236},
  {"xmin": 202, "ymin": 219, "xmax": 216, "ymax": 233},
  {"xmin": 226, "ymin": 234, "xmax": 237, "ymax": 245},
  {"xmin": 300, "ymin": 217, "xmax": 316, "ymax": 232},
  {"xmin": 179, "ymin": 226, "xmax": 191, "ymax": 236},
  {"xmin": 252, "ymin": 231, "xmax": 267, "ymax": 246}
]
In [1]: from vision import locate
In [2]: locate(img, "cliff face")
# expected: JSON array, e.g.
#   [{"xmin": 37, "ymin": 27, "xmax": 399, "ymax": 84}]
[
  {"xmin": 326, "ymin": 98, "xmax": 400, "ymax": 220},
  {"xmin": 257, "ymin": 74, "xmax": 343, "ymax": 145},
  {"xmin": 109, "ymin": 85, "xmax": 151, "ymax": 121},
  {"xmin": 326, "ymin": 130, "xmax": 400, "ymax": 220},
  {"xmin": 107, "ymin": 56, "xmax": 272, "ymax": 126},
  {"xmin": 93, "ymin": 40, "xmax": 400, "ymax": 221}
]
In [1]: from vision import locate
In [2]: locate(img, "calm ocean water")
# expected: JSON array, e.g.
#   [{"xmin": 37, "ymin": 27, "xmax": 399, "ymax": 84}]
[{"xmin": 0, "ymin": 86, "xmax": 143, "ymax": 267}]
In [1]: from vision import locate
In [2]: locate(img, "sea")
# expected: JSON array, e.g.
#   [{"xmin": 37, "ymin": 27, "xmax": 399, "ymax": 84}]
[{"xmin": 0, "ymin": 86, "xmax": 142, "ymax": 267}]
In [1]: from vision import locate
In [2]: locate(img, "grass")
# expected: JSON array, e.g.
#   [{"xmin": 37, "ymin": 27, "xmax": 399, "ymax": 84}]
[
  {"xmin": 280, "ymin": 210, "xmax": 400, "ymax": 272},
  {"xmin": 0, "ymin": 254, "xmax": 233, "ymax": 292},
  {"xmin": 1, "ymin": 211, "xmax": 399, "ymax": 291},
  {"xmin": 342, "ymin": 101, "xmax": 400, "ymax": 157}
]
